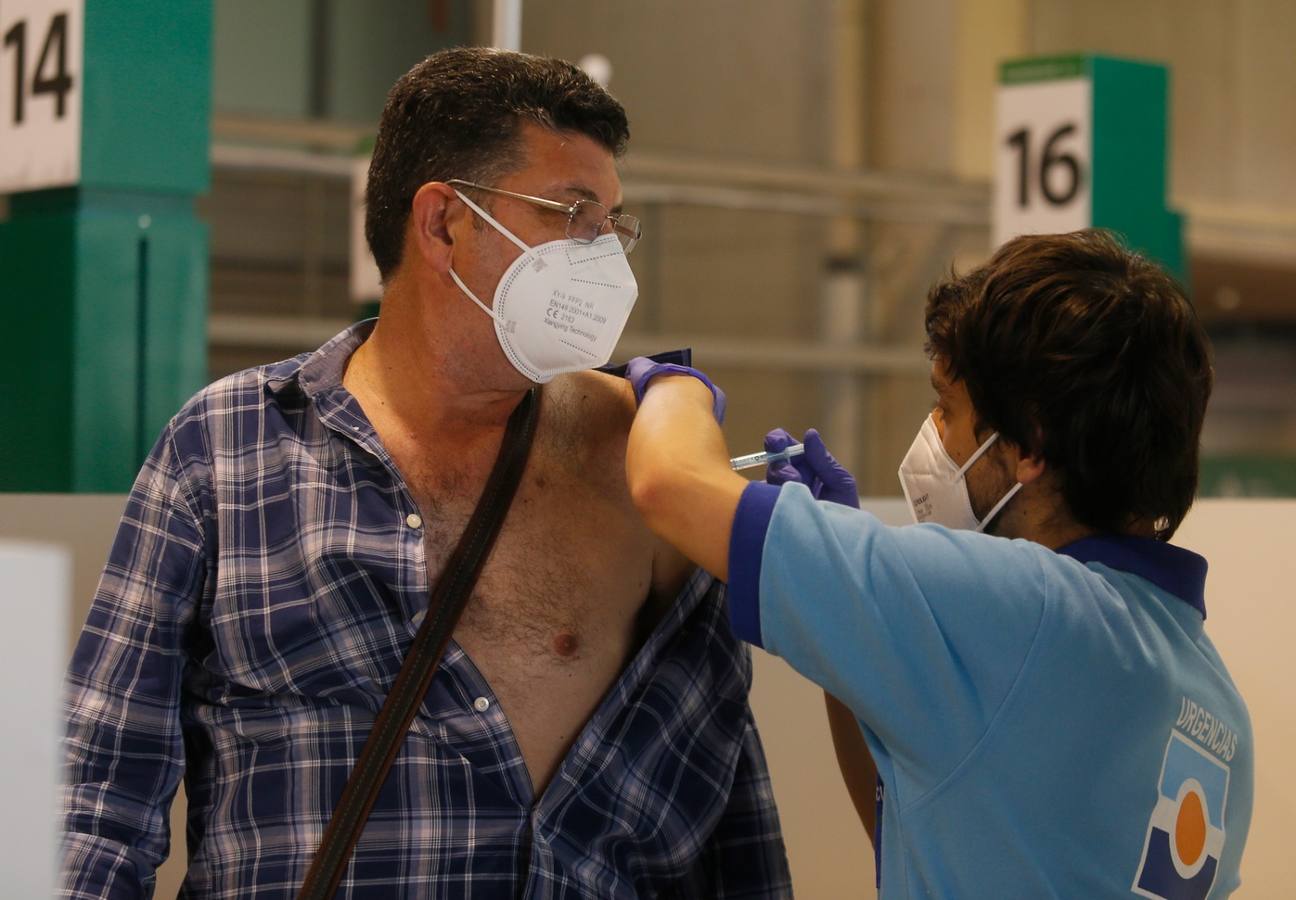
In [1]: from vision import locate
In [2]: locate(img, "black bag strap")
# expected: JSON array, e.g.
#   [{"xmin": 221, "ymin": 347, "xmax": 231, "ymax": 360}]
[{"xmin": 297, "ymin": 388, "xmax": 542, "ymax": 900}]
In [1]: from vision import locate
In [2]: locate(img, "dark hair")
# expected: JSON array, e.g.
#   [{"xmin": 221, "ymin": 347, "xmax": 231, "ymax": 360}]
[
  {"xmin": 364, "ymin": 47, "xmax": 630, "ymax": 280},
  {"xmin": 924, "ymin": 229, "xmax": 1213, "ymax": 538}
]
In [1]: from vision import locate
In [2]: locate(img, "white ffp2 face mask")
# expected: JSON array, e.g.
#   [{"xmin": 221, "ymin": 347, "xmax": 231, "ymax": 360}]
[
  {"xmin": 448, "ymin": 189, "xmax": 638, "ymax": 383},
  {"xmin": 897, "ymin": 414, "xmax": 1022, "ymax": 532}
]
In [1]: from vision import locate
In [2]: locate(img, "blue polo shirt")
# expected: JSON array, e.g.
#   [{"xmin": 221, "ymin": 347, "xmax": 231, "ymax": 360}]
[{"xmin": 727, "ymin": 482, "xmax": 1253, "ymax": 898}]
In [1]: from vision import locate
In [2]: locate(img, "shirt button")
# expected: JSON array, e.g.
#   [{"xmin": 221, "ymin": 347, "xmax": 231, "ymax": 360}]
[
  {"xmin": 473, "ymin": 697, "xmax": 491, "ymax": 712},
  {"xmin": 406, "ymin": 513, "xmax": 422, "ymax": 529}
]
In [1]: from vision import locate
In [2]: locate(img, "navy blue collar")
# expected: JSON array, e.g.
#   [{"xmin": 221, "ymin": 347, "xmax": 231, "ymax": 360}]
[{"xmin": 1056, "ymin": 534, "xmax": 1208, "ymax": 619}]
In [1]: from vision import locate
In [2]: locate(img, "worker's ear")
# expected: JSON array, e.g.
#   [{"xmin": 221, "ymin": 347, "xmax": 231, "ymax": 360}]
[
  {"xmin": 1014, "ymin": 450, "xmax": 1046, "ymax": 486},
  {"xmin": 1009, "ymin": 427, "xmax": 1047, "ymax": 486},
  {"xmin": 408, "ymin": 182, "xmax": 466, "ymax": 273}
]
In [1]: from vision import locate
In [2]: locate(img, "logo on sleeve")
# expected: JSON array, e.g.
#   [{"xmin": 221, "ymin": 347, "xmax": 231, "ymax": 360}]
[{"xmin": 1132, "ymin": 729, "xmax": 1230, "ymax": 899}]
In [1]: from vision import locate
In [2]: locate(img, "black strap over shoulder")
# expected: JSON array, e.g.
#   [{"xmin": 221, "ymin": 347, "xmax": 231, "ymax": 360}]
[{"xmin": 297, "ymin": 388, "xmax": 542, "ymax": 900}]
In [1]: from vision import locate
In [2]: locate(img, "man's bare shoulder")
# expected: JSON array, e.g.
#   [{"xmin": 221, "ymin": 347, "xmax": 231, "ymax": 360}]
[
  {"xmin": 545, "ymin": 370, "xmax": 696, "ymax": 599},
  {"xmin": 567, "ymin": 368, "xmax": 637, "ymax": 419},
  {"xmin": 543, "ymin": 369, "xmax": 637, "ymax": 459}
]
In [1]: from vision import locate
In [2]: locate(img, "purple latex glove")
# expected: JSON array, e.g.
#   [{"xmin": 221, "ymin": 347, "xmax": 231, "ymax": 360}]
[
  {"xmin": 763, "ymin": 427, "xmax": 816, "ymax": 488},
  {"xmin": 624, "ymin": 356, "xmax": 726, "ymax": 423},
  {"xmin": 764, "ymin": 427, "xmax": 859, "ymax": 508}
]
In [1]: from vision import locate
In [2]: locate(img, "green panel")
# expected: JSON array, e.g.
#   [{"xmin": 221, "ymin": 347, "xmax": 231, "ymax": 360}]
[
  {"xmin": 70, "ymin": 200, "xmax": 146, "ymax": 491},
  {"xmin": 138, "ymin": 212, "xmax": 208, "ymax": 452},
  {"xmin": 213, "ymin": 0, "xmax": 311, "ymax": 117},
  {"xmin": 1000, "ymin": 54, "xmax": 1086, "ymax": 84},
  {"xmin": 2, "ymin": 190, "xmax": 207, "ymax": 492},
  {"xmin": 68, "ymin": 193, "xmax": 207, "ymax": 491},
  {"xmin": 4, "ymin": 3, "xmax": 210, "ymax": 492},
  {"xmin": 1089, "ymin": 56, "xmax": 1184, "ymax": 281},
  {"xmin": 1200, "ymin": 456, "xmax": 1296, "ymax": 498},
  {"xmin": 0, "ymin": 209, "xmax": 77, "ymax": 490},
  {"xmin": 1151, "ymin": 209, "xmax": 1186, "ymax": 290},
  {"xmin": 81, "ymin": 0, "xmax": 212, "ymax": 194},
  {"xmin": 327, "ymin": 0, "xmax": 472, "ymax": 122},
  {"xmin": 1091, "ymin": 56, "xmax": 1167, "ymax": 210},
  {"xmin": 211, "ymin": 0, "xmax": 471, "ymax": 123}
]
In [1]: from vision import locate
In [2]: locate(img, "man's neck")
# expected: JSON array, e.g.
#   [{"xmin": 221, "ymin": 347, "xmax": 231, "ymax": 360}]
[{"xmin": 345, "ymin": 281, "xmax": 531, "ymax": 439}]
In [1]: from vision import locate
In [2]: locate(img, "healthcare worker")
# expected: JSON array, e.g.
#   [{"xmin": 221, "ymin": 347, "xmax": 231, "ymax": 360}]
[{"xmin": 622, "ymin": 229, "xmax": 1253, "ymax": 898}]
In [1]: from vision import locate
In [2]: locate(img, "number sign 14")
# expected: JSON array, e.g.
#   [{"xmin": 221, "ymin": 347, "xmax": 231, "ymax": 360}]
[
  {"xmin": 992, "ymin": 77, "xmax": 1091, "ymax": 248},
  {"xmin": 0, "ymin": 0, "xmax": 83, "ymax": 194}
]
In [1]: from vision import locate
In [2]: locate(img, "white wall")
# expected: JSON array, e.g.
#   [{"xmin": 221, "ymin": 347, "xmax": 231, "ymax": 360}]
[
  {"xmin": 1172, "ymin": 500, "xmax": 1293, "ymax": 897},
  {"xmin": 3, "ymin": 495, "xmax": 1291, "ymax": 897}
]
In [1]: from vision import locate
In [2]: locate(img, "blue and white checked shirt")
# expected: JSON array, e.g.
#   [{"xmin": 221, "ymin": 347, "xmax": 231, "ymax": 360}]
[{"xmin": 60, "ymin": 323, "xmax": 792, "ymax": 899}]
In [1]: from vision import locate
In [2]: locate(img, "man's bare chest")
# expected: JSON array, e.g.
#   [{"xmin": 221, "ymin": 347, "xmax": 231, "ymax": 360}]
[
  {"xmin": 343, "ymin": 369, "xmax": 672, "ymax": 792},
  {"xmin": 401, "ymin": 449, "xmax": 653, "ymax": 655},
  {"xmin": 402, "ymin": 448, "xmax": 657, "ymax": 792}
]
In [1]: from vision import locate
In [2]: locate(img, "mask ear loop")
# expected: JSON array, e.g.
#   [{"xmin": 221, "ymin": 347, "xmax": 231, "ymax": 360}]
[
  {"xmin": 974, "ymin": 482, "xmax": 1023, "ymax": 533},
  {"xmin": 957, "ymin": 430, "xmax": 1001, "ymax": 479},
  {"xmin": 447, "ymin": 268, "xmax": 498, "ymax": 320},
  {"xmin": 453, "ymin": 189, "xmax": 532, "ymax": 253},
  {"xmin": 955, "ymin": 430, "xmax": 1024, "ymax": 532},
  {"xmin": 447, "ymin": 189, "xmax": 535, "ymax": 321}
]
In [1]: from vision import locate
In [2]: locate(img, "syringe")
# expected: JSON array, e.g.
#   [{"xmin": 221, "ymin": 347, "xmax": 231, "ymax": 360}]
[{"xmin": 729, "ymin": 443, "xmax": 805, "ymax": 471}]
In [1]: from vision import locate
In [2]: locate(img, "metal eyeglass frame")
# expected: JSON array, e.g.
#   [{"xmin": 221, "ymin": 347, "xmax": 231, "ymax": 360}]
[{"xmin": 446, "ymin": 179, "xmax": 641, "ymax": 254}]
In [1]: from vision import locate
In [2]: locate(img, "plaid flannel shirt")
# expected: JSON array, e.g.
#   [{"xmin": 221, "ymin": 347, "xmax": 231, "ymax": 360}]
[{"xmin": 60, "ymin": 323, "xmax": 791, "ymax": 899}]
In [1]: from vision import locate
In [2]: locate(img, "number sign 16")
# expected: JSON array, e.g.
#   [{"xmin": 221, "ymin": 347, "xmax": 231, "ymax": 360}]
[
  {"xmin": 0, "ymin": 0, "xmax": 83, "ymax": 194},
  {"xmin": 992, "ymin": 77, "xmax": 1091, "ymax": 248}
]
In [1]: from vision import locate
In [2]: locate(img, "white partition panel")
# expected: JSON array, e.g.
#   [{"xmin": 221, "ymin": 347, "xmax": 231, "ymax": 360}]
[
  {"xmin": 0, "ymin": 540, "xmax": 70, "ymax": 898},
  {"xmin": 1172, "ymin": 500, "xmax": 1295, "ymax": 897}
]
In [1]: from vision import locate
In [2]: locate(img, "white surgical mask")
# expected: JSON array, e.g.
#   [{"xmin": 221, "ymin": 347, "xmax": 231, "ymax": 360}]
[
  {"xmin": 449, "ymin": 190, "xmax": 638, "ymax": 383},
  {"xmin": 897, "ymin": 414, "xmax": 1022, "ymax": 532}
]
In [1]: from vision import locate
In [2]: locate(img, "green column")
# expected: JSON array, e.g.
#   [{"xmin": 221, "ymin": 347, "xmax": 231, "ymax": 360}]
[
  {"xmin": 0, "ymin": 0, "xmax": 211, "ymax": 492},
  {"xmin": 995, "ymin": 53, "xmax": 1185, "ymax": 282},
  {"xmin": 1088, "ymin": 56, "xmax": 1184, "ymax": 281}
]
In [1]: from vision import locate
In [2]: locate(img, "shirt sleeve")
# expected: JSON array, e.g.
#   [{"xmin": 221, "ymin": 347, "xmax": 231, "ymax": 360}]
[
  {"xmin": 699, "ymin": 711, "xmax": 793, "ymax": 899},
  {"xmin": 727, "ymin": 481, "xmax": 1048, "ymax": 791},
  {"xmin": 59, "ymin": 424, "xmax": 207, "ymax": 899}
]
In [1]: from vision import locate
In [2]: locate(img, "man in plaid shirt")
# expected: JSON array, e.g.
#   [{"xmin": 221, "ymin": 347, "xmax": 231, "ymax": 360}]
[{"xmin": 60, "ymin": 48, "xmax": 791, "ymax": 898}]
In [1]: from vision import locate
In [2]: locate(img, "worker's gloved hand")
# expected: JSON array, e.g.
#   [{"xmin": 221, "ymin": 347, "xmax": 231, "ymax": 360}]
[
  {"xmin": 764, "ymin": 427, "xmax": 859, "ymax": 508},
  {"xmin": 623, "ymin": 356, "xmax": 726, "ymax": 423},
  {"xmin": 763, "ymin": 427, "xmax": 816, "ymax": 490}
]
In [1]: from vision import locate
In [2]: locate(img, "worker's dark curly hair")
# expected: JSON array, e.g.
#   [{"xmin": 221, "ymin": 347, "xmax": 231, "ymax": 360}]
[{"xmin": 924, "ymin": 229, "xmax": 1213, "ymax": 538}]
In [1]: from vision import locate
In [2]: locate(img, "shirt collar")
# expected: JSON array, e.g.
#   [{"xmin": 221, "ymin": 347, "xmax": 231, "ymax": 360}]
[
  {"xmin": 269, "ymin": 328, "xmax": 687, "ymax": 396},
  {"xmin": 1056, "ymin": 534, "xmax": 1208, "ymax": 619},
  {"xmin": 265, "ymin": 318, "xmax": 376, "ymax": 397}
]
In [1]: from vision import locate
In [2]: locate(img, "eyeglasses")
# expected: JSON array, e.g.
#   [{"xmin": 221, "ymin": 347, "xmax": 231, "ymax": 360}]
[{"xmin": 447, "ymin": 179, "xmax": 641, "ymax": 254}]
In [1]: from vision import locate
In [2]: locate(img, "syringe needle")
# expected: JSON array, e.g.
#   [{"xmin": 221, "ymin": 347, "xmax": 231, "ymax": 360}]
[{"xmin": 729, "ymin": 443, "xmax": 806, "ymax": 471}]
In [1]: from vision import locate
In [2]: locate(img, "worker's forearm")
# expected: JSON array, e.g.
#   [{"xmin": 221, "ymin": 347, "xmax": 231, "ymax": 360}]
[
  {"xmin": 628, "ymin": 374, "xmax": 729, "ymax": 477},
  {"xmin": 626, "ymin": 375, "xmax": 748, "ymax": 580},
  {"xmin": 825, "ymin": 691, "xmax": 879, "ymax": 845}
]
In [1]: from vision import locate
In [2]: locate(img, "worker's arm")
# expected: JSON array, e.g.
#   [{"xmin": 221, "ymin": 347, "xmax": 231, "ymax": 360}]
[
  {"xmin": 625, "ymin": 360, "xmax": 1046, "ymax": 795},
  {"xmin": 825, "ymin": 691, "xmax": 879, "ymax": 845},
  {"xmin": 624, "ymin": 364, "xmax": 746, "ymax": 581}
]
